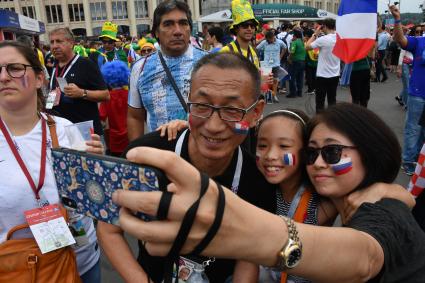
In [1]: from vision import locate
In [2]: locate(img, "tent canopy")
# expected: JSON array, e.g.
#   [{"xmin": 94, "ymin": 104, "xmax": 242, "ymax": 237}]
[{"xmin": 199, "ymin": 4, "xmax": 336, "ymax": 23}]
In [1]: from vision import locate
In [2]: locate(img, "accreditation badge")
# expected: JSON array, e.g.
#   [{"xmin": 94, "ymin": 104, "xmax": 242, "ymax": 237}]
[{"xmin": 24, "ymin": 204, "xmax": 75, "ymax": 254}]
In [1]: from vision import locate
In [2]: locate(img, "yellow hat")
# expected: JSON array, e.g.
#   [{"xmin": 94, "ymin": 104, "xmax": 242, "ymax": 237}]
[
  {"xmin": 230, "ymin": 0, "xmax": 259, "ymax": 31},
  {"xmin": 138, "ymin": 38, "xmax": 147, "ymax": 48},
  {"xmin": 141, "ymin": 42, "xmax": 155, "ymax": 50},
  {"xmin": 99, "ymin": 22, "xmax": 118, "ymax": 41}
]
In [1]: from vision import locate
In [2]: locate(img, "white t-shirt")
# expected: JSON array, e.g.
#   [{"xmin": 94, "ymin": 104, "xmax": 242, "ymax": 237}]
[
  {"xmin": 277, "ymin": 31, "xmax": 293, "ymax": 51},
  {"xmin": 311, "ymin": 33, "xmax": 340, "ymax": 78},
  {"xmin": 0, "ymin": 115, "xmax": 99, "ymax": 275}
]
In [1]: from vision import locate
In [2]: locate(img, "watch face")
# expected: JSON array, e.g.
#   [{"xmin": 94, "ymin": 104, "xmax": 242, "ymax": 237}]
[{"xmin": 286, "ymin": 247, "xmax": 302, "ymax": 268}]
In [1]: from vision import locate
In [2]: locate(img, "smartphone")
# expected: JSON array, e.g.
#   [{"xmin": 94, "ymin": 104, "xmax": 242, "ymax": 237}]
[
  {"xmin": 51, "ymin": 148, "xmax": 168, "ymax": 225},
  {"xmin": 57, "ymin": 77, "xmax": 68, "ymax": 92}
]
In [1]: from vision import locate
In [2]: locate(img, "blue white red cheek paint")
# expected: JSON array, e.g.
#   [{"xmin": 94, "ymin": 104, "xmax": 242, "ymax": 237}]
[
  {"xmin": 20, "ymin": 74, "xmax": 29, "ymax": 88},
  {"xmin": 255, "ymin": 152, "xmax": 261, "ymax": 165},
  {"xmin": 282, "ymin": 153, "xmax": 296, "ymax": 166},
  {"xmin": 331, "ymin": 158, "xmax": 353, "ymax": 175},
  {"xmin": 234, "ymin": 121, "xmax": 250, "ymax": 135}
]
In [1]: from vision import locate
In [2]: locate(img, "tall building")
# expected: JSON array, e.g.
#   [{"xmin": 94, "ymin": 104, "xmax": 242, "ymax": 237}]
[
  {"xmin": 0, "ymin": 0, "xmax": 339, "ymax": 41},
  {"xmin": 0, "ymin": 0, "xmax": 201, "ymax": 40}
]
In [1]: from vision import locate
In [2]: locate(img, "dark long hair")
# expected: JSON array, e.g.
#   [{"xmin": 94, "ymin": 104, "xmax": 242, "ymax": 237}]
[
  {"xmin": 307, "ymin": 103, "xmax": 401, "ymax": 190},
  {"xmin": 0, "ymin": 41, "xmax": 45, "ymax": 112}
]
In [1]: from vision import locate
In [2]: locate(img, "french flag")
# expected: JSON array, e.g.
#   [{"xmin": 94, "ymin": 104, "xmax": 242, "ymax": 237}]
[
  {"xmin": 283, "ymin": 153, "xmax": 296, "ymax": 166},
  {"xmin": 333, "ymin": 0, "xmax": 377, "ymax": 63},
  {"xmin": 234, "ymin": 121, "xmax": 250, "ymax": 135},
  {"xmin": 331, "ymin": 158, "xmax": 353, "ymax": 175}
]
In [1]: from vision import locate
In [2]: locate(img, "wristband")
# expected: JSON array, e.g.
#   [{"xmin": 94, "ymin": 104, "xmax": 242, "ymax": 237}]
[{"xmin": 394, "ymin": 19, "xmax": 401, "ymax": 24}]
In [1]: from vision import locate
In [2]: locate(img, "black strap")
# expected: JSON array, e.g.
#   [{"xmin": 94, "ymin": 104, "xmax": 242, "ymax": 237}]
[
  {"xmin": 191, "ymin": 180, "xmax": 225, "ymax": 255},
  {"xmin": 158, "ymin": 51, "xmax": 188, "ymax": 113},
  {"xmin": 157, "ymin": 191, "xmax": 173, "ymax": 220},
  {"xmin": 163, "ymin": 172, "xmax": 210, "ymax": 283}
]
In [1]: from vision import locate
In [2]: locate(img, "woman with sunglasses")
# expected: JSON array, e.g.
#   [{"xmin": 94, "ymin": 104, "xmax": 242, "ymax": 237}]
[
  {"xmin": 114, "ymin": 102, "xmax": 425, "ymax": 282},
  {"xmin": 0, "ymin": 41, "xmax": 104, "ymax": 282}
]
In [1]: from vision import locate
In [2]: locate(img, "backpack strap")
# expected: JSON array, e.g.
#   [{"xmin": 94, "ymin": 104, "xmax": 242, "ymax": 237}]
[{"xmin": 45, "ymin": 114, "xmax": 59, "ymax": 149}]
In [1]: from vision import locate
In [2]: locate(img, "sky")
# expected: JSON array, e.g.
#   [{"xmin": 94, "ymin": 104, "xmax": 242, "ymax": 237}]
[{"xmin": 377, "ymin": 0, "xmax": 424, "ymax": 13}]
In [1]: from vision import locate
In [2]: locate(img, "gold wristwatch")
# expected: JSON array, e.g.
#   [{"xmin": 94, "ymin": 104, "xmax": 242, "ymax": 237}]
[{"xmin": 275, "ymin": 216, "xmax": 303, "ymax": 270}]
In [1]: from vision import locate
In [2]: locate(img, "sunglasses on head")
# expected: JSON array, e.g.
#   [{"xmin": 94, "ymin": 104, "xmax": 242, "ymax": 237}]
[
  {"xmin": 239, "ymin": 22, "xmax": 256, "ymax": 29},
  {"xmin": 141, "ymin": 48, "xmax": 153, "ymax": 54},
  {"xmin": 305, "ymin": 144, "xmax": 356, "ymax": 165}
]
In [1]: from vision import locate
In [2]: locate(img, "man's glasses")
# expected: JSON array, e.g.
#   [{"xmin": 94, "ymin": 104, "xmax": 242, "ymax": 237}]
[
  {"xmin": 141, "ymin": 48, "xmax": 153, "ymax": 54},
  {"xmin": 305, "ymin": 144, "xmax": 357, "ymax": 165},
  {"xmin": 238, "ymin": 22, "xmax": 257, "ymax": 29},
  {"xmin": 0, "ymin": 63, "xmax": 34, "ymax": 78},
  {"xmin": 415, "ymin": 30, "xmax": 422, "ymax": 35},
  {"xmin": 102, "ymin": 40, "xmax": 115, "ymax": 44},
  {"xmin": 187, "ymin": 100, "xmax": 258, "ymax": 122}
]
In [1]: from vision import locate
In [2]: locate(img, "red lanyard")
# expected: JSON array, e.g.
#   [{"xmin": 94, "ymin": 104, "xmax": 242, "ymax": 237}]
[
  {"xmin": 54, "ymin": 55, "xmax": 75, "ymax": 87},
  {"xmin": 0, "ymin": 117, "xmax": 47, "ymax": 200}
]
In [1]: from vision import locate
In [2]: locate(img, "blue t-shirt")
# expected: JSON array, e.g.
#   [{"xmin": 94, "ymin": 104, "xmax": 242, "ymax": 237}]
[
  {"xmin": 256, "ymin": 39, "xmax": 286, "ymax": 68},
  {"xmin": 128, "ymin": 45, "xmax": 207, "ymax": 132},
  {"xmin": 405, "ymin": 36, "xmax": 425, "ymax": 98},
  {"xmin": 377, "ymin": 32, "xmax": 390, "ymax": 51}
]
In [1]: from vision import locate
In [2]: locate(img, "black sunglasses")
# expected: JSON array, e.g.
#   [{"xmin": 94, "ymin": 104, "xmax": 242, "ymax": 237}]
[
  {"xmin": 305, "ymin": 144, "xmax": 357, "ymax": 165},
  {"xmin": 141, "ymin": 48, "xmax": 153, "ymax": 54},
  {"xmin": 239, "ymin": 22, "xmax": 257, "ymax": 29},
  {"xmin": 102, "ymin": 40, "xmax": 115, "ymax": 44}
]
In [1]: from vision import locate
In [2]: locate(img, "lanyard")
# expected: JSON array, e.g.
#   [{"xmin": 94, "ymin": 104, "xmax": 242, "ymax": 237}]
[
  {"xmin": 175, "ymin": 129, "xmax": 243, "ymax": 193},
  {"xmin": 49, "ymin": 55, "xmax": 80, "ymax": 89},
  {"xmin": 234, "ymin": 40, "xmax": 253, "ymax": 64},
  {"xmin": 0, "ymin": 117, "xmax": 47, "ymax": 201},
  {"xmin": 287, "ymin": 185, "xmax": 305, "ymax": 218}
]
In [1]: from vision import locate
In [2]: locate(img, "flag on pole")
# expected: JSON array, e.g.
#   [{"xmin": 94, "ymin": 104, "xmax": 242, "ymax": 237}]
[{"xmin": 333, "ymin": 0, "xmax": 377, "ymax": 63}]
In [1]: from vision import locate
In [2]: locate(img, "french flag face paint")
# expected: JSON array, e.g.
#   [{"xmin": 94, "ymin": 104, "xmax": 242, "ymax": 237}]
[
  {"xmin": 331, "ymin": 158, "xmax": 353, "ymax": 175},
  {"xmin": 255, "ymin": 152, "xmax": 261, "ymax": 165},
  {"xmin": 282, "ymin": 153, "xmax": 296, "ymax": 166},
  {"xmin": 20, "ymin": 74, "xmax": 29, "ymax": 88},
  {"xmin": 234, "ymin": 121, "xmax": 250, "ymax": 135}
]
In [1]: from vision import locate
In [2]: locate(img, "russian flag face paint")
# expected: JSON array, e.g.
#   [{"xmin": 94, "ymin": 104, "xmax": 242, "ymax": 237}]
[
  {"xmin": 282, "ymin": 153, "xmax": 296, "ymax": 166},
  {"xmin": 234, "ymin": 121, "xmax": 250, "ymax": 135},
  {"xmin": 331, "ymin": 158, "xmax": 353, "ymax": 175}
]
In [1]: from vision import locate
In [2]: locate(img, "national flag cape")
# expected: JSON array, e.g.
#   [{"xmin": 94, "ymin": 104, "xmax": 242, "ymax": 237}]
[{"xmin": 333, "ymin": 0, "xmax": 377, "ymax": 63}]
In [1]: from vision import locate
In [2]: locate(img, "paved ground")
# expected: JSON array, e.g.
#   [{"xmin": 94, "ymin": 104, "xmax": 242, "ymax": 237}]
[{"xmin": 100, "ymin": 71, "xmax": 410, "ymax": 282}]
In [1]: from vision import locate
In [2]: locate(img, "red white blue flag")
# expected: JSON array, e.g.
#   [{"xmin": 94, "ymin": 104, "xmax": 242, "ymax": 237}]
[
  {"xmin": 283, "ymin": 153, "xmax": 296, "ymax": 166},
  {"xmin": 331, "ymin": 158, "xmax": 353, "ymax": 175},
  {"xmin": 234, "ymin": 121, "xmax": 250, "ymax": 135},
  {"xmin": 333, "ymin": 0, "xmax": 377, "ymax": 63}
]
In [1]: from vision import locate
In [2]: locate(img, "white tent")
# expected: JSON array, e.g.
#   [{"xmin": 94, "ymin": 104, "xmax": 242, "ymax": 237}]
[{"xmin": 199, "ymin": 9, "xmax": 232, "ymax": 22}]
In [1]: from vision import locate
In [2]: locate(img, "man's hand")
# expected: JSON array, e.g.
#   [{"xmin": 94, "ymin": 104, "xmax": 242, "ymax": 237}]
[
  {"xmin": 388, "ymin": 4, "xmax": 401, "ymax": 20},
  {"xmin": 63, "ymin": 83, "xmax": 84, "ymax": 98}
]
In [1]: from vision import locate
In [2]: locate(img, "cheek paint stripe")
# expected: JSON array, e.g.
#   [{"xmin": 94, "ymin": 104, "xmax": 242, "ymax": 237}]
[
  {"xmin": 283, "ymin": 153, "xmax": 296, "ymax": 166},
  {"xmin": 20, "ymin": 74, "xmax": 29, "ymax": 88},
  {"xmin": 255, "ymin": 152, "xmax": 261, "ymax": 164},
  {"xmin": 188, "ymin": 114, "xmax": 193, "ymax": 131},
  {"xmin": 332, "ymin": 158, "xmax": 353, "ymax": 175},
  {"xmin": 234, "ymin": 121, "xmax": 250, "ymax": 135}
]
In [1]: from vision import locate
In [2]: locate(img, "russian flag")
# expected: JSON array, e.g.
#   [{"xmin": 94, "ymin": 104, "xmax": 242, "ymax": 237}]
[
  {"xmin": 333, "ymin": 0, "xmax": 377, "ymax": 63},
  {"xmin": 234, "ymin": 121, "xmax": 250, "ymax": 135},
  {"xmin": 331, "ymin": 158, "xmax": 353, "ymax": 175},
  {"xmin": 283, "ymin": 153, "xmax": 296, "ymax": 166}
]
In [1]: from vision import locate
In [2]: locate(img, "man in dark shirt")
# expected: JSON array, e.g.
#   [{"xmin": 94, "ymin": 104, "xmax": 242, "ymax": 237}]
[
  {"xmin": 48, "ymin": 27, "xmax": 109, "ymax": 135},
  {"xmin": 97, "ymin": 52, "xmax": 276, "ymax": 283}
]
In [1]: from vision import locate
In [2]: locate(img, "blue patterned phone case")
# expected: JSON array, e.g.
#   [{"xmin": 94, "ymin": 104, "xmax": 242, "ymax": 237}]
[{"xmin": 51, "ymin": 148, "xmax": 167, "ymax": 225}]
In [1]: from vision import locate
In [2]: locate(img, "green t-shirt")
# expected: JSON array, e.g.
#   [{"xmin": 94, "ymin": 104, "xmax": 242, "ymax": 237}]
[
  {"xmin": 290, "ymin": 39, "xmax": 306, "ymax": 62},
  {"xmin": 352, "ymin": 57, "xmax": 370, "ymax": 72}
]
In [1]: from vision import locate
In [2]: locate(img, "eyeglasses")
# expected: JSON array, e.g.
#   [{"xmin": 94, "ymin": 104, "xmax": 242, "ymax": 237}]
[
  {"xmin": 141, "ymin": 48, "xmax": 153, "ymax": 54},
  {"xmin": 187, "ymin": 100, "xmax": 258, "ymax": 122},
  {"xmin": 102, "ymin": 40, "xmax": 115, "ymax": 44},
  {"xmin": 0, "ymin": 63, "xmax": 34, "ymax": 78},
  {"xmin": 238, "ymin": 22, "xmax": 257, "ymax": 29},
  {"xmin": 415, "ymin": 30, "xmax": 422, "ymax": 34},
  {"xmin": 305, "ymin": 144, "xmax": 357, "ymax": 165}
]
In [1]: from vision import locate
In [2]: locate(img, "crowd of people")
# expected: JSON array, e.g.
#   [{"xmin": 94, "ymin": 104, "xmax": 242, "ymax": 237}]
[{"xmin": 1, "ymin": 0, "xmax": 425, "ymax": 282}]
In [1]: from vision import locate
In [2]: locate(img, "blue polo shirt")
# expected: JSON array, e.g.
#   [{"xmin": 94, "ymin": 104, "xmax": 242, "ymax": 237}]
[{"xmin": 405, "ymin": 36, "xmax": 425, "ymax": 98}]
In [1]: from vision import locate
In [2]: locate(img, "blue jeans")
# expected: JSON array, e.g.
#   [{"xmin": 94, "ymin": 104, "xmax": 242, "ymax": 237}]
[
  {"xmin": 80, "ymin": 259, "xmax": 101, "ymax": 283},
  {"xmin": 400, "ymin": 64, "xmax": 410, "ymax": 105},
  {"xmin": 288, "ymin": 61, "xmax": 305, "ymax": 96},
  {"xmin": 403, "ymin": 95, "xmax": 425, "ymax": 164}
]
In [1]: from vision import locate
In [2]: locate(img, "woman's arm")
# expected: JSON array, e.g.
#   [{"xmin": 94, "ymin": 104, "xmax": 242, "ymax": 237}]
[
  {"xmin": 97, "ymin": 221, "xmax": 149, "ymax": 283},
  {"xmin": 232, "ymin": 261, "xmax": 258, "ymax": 283},
  {"xmin": 113, "ymin": 147, "xmax": 385, "ymax": 283}
]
